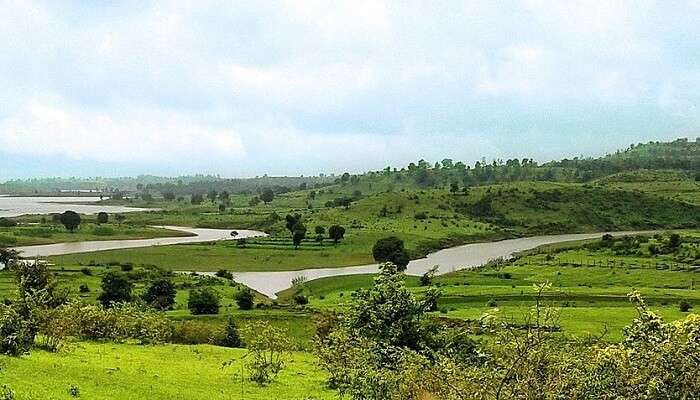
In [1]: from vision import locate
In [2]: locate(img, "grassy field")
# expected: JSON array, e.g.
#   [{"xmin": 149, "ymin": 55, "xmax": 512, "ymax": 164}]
[
  {"xmin": 0, "ymin": 223, "xmax": 191, "ymax": 247},
  {"xmin": 0, "ymin": 342, "xmax": 333, "ymax": 399},
  {"xmin": 277, "ymin": 232, "xmax": 700, "ymax": 341},
  {"xmin": 41, "ymin": 178, "xmax": 700, "ymax": 273}
]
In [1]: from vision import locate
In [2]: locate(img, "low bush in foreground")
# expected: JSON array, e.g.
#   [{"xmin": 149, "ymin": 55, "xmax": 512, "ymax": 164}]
[{"xmin": 316, "ymin": 263, "xmax": 700, "ymax": 400}]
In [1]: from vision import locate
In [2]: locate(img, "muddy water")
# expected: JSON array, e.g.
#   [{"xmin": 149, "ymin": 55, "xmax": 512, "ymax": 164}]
[
  {"xmin": 0, "ymin": 196, "xmax": 150, "ymax": 218},
  {"xmin": 227, "ymin": 231, "xmax": 652, "ymax": 298},
  {"xmin": 14, "ymin": 226, "xmax": 267, "ymax": 258}
]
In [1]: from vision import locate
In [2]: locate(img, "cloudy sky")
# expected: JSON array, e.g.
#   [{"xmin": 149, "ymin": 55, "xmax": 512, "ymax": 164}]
[{"xmin": 1, "ymin": 0, "xmax": 699, "ymax": 179}]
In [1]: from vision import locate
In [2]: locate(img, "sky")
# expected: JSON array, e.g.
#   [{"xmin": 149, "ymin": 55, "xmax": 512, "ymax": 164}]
[{"xmin": 1, "ymin": 0, "xmax": 699, "ymax": 180}]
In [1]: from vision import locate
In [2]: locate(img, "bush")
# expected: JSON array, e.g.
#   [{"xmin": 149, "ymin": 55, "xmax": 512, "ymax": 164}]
[
  {"xmin": 92, "ymin": 226, "xmax": 114, "ymax": 236},
  {"xmin": 414, "ymin": 211, "xmax": 428, "ymax": 220},
  {"xmin": 215, "ymin": 269, "xmax": 233, "ymax": 280},
  {"xmin": 0, "ymin": 304, "xmax": 33, "ymax": 356},
  {"xmin": 98, "ymin": 272, "xmax": 133, "ymax": 307},
  {"xmin": 679, "ymin": 300, "xmax": 692, "ymax": 312},
  {"xmin": 234, "ymin": 288, "xmax": 255, "ymax": 310},
  {"xmin": 79, "ymin": 284, "xmax": 90, "ymax": 293},
  {"xmin": 143, "ymin": 278, "xmax": 176, "ymax": 310},
  {"xmin": 221, "ymin": 317, "xmax": 244, "ymax": 348},
  {"xmin": 80, "ymin": 267, "xmax": 92, "ymax": 276},
  {"xmin": 171, "ymin": 320, "xmax": 223, "ymax": 345},
  {"xmin": 188, "ymin": 287, "xmax": 220, "ymax": 315},
  {"xmin": 45, "ymin": 302, "xmax": 172, "ymax": 344},
  {"xmin": 119, "ymin": 263, "xmax": 134, "ymax": 272},
  {"xmin": 0, "ymin": 385, "xmax": 15, "ymax": 400},
  {"xmin": 226, "ymin": 321, "xmax": 291, "ymax": 386},
  {"xmin": 372, "ymin": 237, "xmax": 410, "ymax": 270},
  {"xmin": 293, "ymin": 293, "xmax": 309, "ymax": 306}
]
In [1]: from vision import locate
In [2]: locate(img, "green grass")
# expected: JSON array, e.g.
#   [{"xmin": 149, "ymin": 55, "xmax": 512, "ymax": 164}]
[
  {"xmin": 0, "ymin": 223, "xmax": 191, "ymax": 247},
  {"xmin": 276, "ymin": 233, "xmax": 700, "ymax": 341},
  {"xmin": 0, "ymin": 342, "xmax": 333, "ymax": 399}
]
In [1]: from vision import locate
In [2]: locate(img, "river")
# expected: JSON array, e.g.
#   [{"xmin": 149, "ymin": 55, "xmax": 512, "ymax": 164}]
[
  {"xmin": 0, "ymin": 196, "xmax": 150, "ymax": 218},
  {"xmin": 10, "ymin": 224, "xmax": 650, "ymax": 298}
]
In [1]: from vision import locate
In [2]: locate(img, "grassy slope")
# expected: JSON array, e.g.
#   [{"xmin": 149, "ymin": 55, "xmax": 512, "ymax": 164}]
[
  {"xmin": 0, "ymin": 343, "xmax": 333, "ymax": 400},
  {"xmin": 47, "ymin": 180, "xmax": 700, "ymax": 272}
]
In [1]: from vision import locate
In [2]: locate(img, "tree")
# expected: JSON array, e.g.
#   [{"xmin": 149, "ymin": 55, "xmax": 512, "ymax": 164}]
[
  {"xmin": 260, "ymin": 188, "xmax": 275, "ymax": 204},
  {"xmin": 249, "ymin": 196, "xmax": 261, "ymax": 206},
  {"xmin": 188, "ymin": 287, "xmax": 220, "ymax": 315},
  {"xmin": 285, "ymin": 213, "xmax": 302, "ymax": 235},
  {"xmin": 98, "ymin": 272, "xmax": 132, "ymax": 307},
  {"xmin": 222, "ymin": 317, "xmax": 244, "ymax": 348},
  {"xmin": 162, "ymin": 191, "xmax": 176, "ymax": 201},
  {"xmin": 96, "ymin": 212, "xmax": 109, "ymax": 224},
  {"xmin": 315, "ymin": 226, "xmax": 326, "ymax": 235},
  {"xmin": 234, "ymin": 288, "xmax": 254, "ymax": 310},
  {"xmin": 59, "ymin": 210, "xmax": 81, "ymax": 232},
  {"xmin": 0, "ymin": 248, "xmax": 20, "ymax": 267},
  {"xmin": 668, "ymin": 233, "xmax": 682, "ymax": 249},
  {"xmin": 143, "ymin": 278, "xmax": 176, "ymax": 310},
  {"xmin": 372, "ymin": 236, "xmax": 410, "ymax": 271},
  {"xmin": 219, "ymin": 191, "xmax": 230, "ymax": 203},
  {"xmin": 328, "ymin": 225, "xmax": 346, "ymax": 244},
  {"xmin": 207, "ymin": 190, "xmax": 218, "ymax": 203},
  {"xmin": 450, "ymin": 182, "xmax": 459, "ymax": 194},
  {"xmin": 292, "ymin": 224, "xmax": 307, "ymax": 249},
  {"xmin": 190, "ymin": 194, "xmax": 203, "ymax": 205}
]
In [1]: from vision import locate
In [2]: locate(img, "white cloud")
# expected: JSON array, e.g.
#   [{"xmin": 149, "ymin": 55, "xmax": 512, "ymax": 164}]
[{"xmin": 0, "ymin": 98, "xmax": 245, "ymax": 164}]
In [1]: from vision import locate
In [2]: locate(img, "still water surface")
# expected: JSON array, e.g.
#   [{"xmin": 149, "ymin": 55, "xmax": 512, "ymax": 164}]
[{"xmin": 0, "ymin": 196, "xmax": 149, "ymax": 218}]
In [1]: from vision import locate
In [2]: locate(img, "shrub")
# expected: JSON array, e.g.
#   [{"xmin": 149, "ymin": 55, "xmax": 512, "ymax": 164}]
[
  {"xmin": 46, "ymin": 302, "xmax": 172, "ymax": 344},
  {"xmin": 293, "ymin": 293, "xmax": 309, "ymax": 306},
  {"xmin": 414, "ymin": 211, "xmax": 428, "ymax": 220},
  {"xmin": 221, "ymin": 317, "xmax": 244, "ymax": 348},
  {"xmin": 0, "ymin": 385, "xmax": 15, "ymax": 400},
  {"xmin": 372, "ymin": 237, "xmax": 410, "ymax": 270},
  {"xmin": 679, "ymin": 300, "xmax": 692, "ymax": 312},
  {"xmin": 92, "ymin": 226, "xmax": 114, "ymax": 236},
  {"xmin": 234, "ymin": 288, "xmax": 255, "ymax": 310},
  {"xmin": 143, "ymin": 278, "xmax": 176, "ymax": 310},
  {"xmin": 98, "ymin": 272, "xmax": 133, "ymax": 307},
  {"xmin": 171, "ymin": 320, "xmax": 222, "ymax": 345},
  {"xmin": 80, "ymin": 267, "xmax": 92, "ymax": 276},
  {"xmin": 188, "ymin": 287, "xmax": 220, "ymax": 315},
  {"xmin": 79, "ymin": 284, "xmax": 90, "ymax": 293},
  {"xmin": 226, "ymin": 321, "xmax": 291, "ymax": 386},
  {"xmin": 0, "ymin": 304, "xmax": 33, "ymax": 356},
  {"xmin": 215, "ymin": 269, "xmax": 233, "ymax": 280}
]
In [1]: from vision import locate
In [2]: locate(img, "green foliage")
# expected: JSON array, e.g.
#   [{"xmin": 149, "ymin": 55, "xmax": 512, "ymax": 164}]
[
  {"xmin": 0, "ymin": 304, "xmax": 33, "ymax": 356},
  {"xmin": 188, "ymin": 287, "xmax": 220, "ymax": 315},
  {"xmin": 260, "ymin": 187, "xmax": 275, "ymax": 204},
  {"xmin": 372, "ymin": 237, "xmax": 410, "ymax": 270},
  {"xmin": 96, "ymin": 212, "xmax": 109, "ymax": 224},
  {"xmin": 59, "ymin": 210, "xmax": 81, "ymax": 232},
  {"xmin": 328, "ymin": 225, "xmax": 345, "ymax": 244},
  {"xmin": 234, "ymin": 288, "xmax": 254, "ymax": 310},
  {"xmin": 42, "ymin": 301, "xmax": 172, "ymax": 344},
  {"xmin": 91, "ymin": 226, "xmax": 115, "ymax": 236},
  {"xmin": 98, "ymin": 272, "xmax": 133, "ymax": 307},
  {"xmin": 221, "ymin": 317, "xmax": 244, "ymax": 348},
  {"xmin": 142, "ymin": 278, "xmax": 176, "ymax": 310},
  {"xmin": 0, "ymin": 218, "xmax": 17, "ymax": 228},
  {"xmin": 240, "ymin": 321, "xmax": 292, "ymax": 385}
]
